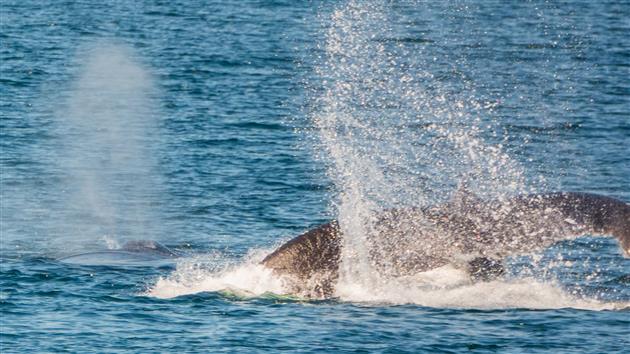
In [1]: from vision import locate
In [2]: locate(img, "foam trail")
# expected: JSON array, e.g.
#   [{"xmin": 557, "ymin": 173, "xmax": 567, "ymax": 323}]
[{"xmin": 52, "ymin": 42, "xmax": 163, "ymax": 251}]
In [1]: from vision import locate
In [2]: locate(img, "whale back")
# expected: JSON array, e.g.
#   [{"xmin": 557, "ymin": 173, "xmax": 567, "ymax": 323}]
[
  {"xmin": 121, "ymin": 240, "xmax": 178, "ymax": 257},
  {"xmin": 58, "ymin": 240, "xmax": 178, "ymax": 266},
  {"xmin": 262, "ymin": 222, "xmax": 341, "ymax": 297}
]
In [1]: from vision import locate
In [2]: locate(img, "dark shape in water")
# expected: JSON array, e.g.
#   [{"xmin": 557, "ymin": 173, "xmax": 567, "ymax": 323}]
[
  {"xmin": 262, "ymin": 192, "xmax": 630, "ymax": 298},
  {"xmin": 58, "ymin": 240, "xmax": 179, "ymax": 266}
]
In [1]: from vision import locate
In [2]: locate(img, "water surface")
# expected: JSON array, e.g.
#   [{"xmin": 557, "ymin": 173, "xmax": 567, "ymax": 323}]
[{"xmin": 1, "ymin": 0, "xmax": 629, "ymax": 352}]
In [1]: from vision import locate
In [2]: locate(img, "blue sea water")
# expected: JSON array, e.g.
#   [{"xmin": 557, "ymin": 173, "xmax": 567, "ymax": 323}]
[{"xmin": 1, "ymin": 0, "xmax": 629, "ymax": 353}]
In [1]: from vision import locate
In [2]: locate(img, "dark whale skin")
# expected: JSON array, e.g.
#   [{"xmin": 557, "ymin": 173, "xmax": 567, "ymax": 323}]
[
  {"xmin": 58, "ymin": 240, "xmax": 179, "ymax": 266},
  {"xmin": 262, "ymin": 192, "xmax": 630, "ymax": 298}
]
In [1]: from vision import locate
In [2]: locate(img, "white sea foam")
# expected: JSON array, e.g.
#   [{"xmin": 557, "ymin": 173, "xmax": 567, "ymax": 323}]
[
  {"xmin": 334, "ymin": 265, "xmax": 627, "ymax": 310},
  {"xmin": 148, "ymin": 263, "xmax": 286, "ymax": 300},
  {"xmin": 146, "ymin": 250, "xmax": 288, "ymax": 299},
  {"xmin": 147, "ymin": 255, "xmax": 627, "ymax": 310}
]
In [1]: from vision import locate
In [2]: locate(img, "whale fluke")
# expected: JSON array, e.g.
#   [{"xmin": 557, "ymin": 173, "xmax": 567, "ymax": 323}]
[{"xmin": 262, "ymin": 192, "xmax": 630, "ymax": 298}]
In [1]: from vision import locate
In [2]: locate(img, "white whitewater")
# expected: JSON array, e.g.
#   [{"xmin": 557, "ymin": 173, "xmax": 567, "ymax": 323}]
[{"xmin": 147, "ymin": 255, "xmax": 628, "ymax": 311}]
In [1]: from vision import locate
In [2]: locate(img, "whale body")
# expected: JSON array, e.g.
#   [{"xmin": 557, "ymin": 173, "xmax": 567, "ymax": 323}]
[
  {"xmin": 262, "ymin": 192, "xmax": 630, "ymax": 297},
  {"xmin": 58, "ymin": 240, "xmax": 179, "ymax": 266}
]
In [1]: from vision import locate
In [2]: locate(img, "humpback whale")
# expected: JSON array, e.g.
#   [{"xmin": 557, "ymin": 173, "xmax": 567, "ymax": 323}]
[
  {"xmin": 58, "ymin": 240, "xmax": 179, "ymax": 266},
  {"xmin": 262, "ymin": 192, "xmax": 630, "ymax": 297}
]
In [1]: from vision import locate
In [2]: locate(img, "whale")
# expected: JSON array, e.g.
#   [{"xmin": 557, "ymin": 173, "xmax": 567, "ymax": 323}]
[
  {"xmin": 58, "ymin": 240, "xmax": 179, "ymax": 266},
  {"xmin": 262, "ymin": 192, "xmax": 630, "ymax": 297}
]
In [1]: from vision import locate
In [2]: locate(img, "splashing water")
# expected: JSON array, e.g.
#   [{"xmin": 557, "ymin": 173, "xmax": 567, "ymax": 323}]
[
  {"xmin": 147, "ymin": 249, "xmax": 288, "ymax": 300},
  {"xmin": 148, "ymin": 255, "xmax": 627, "ymax": 310},
  {"xmin": 146, "ymin": 2, "xmax": 628, "ymax": 310},
  {"xmin": 334, "ymin": 268, "xmax": 626, "ymax": 310},
  {"xmin": 51, "ymin": 42, "xmax": 164, "ymax": 251},
  {"xmin": 310, "ymin": 1, "xmax": 532, "ymax": 296}
]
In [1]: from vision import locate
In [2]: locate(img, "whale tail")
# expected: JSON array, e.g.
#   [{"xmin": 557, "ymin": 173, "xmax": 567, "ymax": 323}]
[
  {"xmin": 584, "ymin": 198, "xmax": 630, "ymax": 257},
  {"xmin": 619, "ymin": 228, "xmax": 630, "ymax": 257},
  {"xmin": 503, "ymin": 192, "xmax": 630, "ymax": 258}
]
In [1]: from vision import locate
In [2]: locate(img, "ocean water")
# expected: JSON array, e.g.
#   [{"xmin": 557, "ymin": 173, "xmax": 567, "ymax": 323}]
[{"xmin": 1, "ymin": 0, "xmax": 629, "ymax": 353}]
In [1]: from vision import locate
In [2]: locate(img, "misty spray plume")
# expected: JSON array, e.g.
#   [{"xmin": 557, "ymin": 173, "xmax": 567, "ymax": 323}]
[
  {"xmin": 53, "ymin": 42, "xmax": 164, "ymax": 252},
  {"xmin": 311, "ymin": 1, "xmax": 529, "ymax": 295}
]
